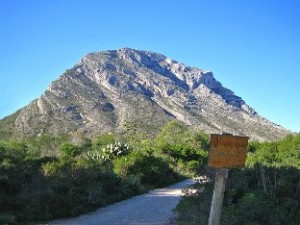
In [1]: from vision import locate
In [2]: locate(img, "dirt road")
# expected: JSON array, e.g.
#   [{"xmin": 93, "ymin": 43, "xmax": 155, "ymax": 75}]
[{"xmin": 47, "ymin": 178, "xmax": 195, "ymax": 225}]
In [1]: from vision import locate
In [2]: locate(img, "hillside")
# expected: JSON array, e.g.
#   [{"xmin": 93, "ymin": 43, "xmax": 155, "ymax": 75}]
[{"xmin": 0, "ymin": 48, "xmax": 290, "ymax": 141}]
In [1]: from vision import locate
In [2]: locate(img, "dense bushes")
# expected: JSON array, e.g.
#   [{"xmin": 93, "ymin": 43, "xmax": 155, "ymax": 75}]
[
  {"xmin": 173, "ymin": 134, "xmax": 300, "ymax": 225},
  {"xmin": 221, "ymin": 167, "xmax": 300, "ymax": 225},
  {"xmin": 0, "ymin": 121, "xmax": 208, "ymax": 224},
  {"xmin": 3, "ymin": 129, "xmax": 299, "ymax": 225}
]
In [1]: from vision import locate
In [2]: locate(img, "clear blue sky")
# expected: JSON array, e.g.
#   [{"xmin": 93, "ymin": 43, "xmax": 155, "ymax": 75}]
[{"xmin": 0, "ymin": 0, "xmax": 299, "ymax": 132}]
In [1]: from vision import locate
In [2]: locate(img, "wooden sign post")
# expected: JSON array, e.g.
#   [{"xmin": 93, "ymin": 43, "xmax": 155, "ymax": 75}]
[{"xmin": 208, "ymin": 134, "xmax": 249, "ymax": 225}]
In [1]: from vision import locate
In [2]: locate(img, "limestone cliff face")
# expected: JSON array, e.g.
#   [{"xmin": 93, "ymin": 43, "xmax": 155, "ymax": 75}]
[{"xmin": 0, "ymin": 48, "xmax": 290, "ymax": 141}]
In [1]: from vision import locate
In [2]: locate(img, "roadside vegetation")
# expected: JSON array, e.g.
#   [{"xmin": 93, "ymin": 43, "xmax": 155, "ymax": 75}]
[
  {"xmin": 2, "ymin": 120, "xmax": 298, "ymax": 225},
  {"xmin": 173, "ymin": 134, "xmax": 300, "ymax": 225},
  {"xmin": 0, "ymin": 121, "xmax": 208, "ymax": 225}
]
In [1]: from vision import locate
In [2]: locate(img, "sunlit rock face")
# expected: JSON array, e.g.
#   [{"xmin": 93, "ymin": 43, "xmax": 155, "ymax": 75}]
[{"xmin": 0, "ymin": 48, "xmax": 290, "ymax": 141}]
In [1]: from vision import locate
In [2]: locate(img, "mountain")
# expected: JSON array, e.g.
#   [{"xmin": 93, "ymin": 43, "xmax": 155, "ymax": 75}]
[{"xmin": 0, "ymin": 48, "xmax": 291, "ymax": 141}]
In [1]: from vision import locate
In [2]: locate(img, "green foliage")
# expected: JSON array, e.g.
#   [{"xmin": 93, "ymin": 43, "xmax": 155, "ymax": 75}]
[
  {"xmin": 59, "ymin": 143, "xmax": 82, "ymax": 157},
  {"xmin": 174, "ymin": 134, "xmax": 300, "ymax": 225},
  {"xmin": 247, "ymin": 134, "xmax": 300, "ymax": 169},
  {"xmin": 155, "ymin": 121, "xmax": 209, "ymax": 172},
  {"xmin": 0, "ymin": 213, "xmax": 17, "ymax": 225},
  {"xmin": 0, "ymin": 124, "xmax": 209, "ymax": 224},
  {"xmin": 221, "ymin": 166, "xmax": 300, "ymax": 225},
  {"xmin": 92, "ymin": 133, "xmax": 115, "ymax": 149},
  {"xmin": 113, "ymin": 150, "xmax": 181, "ymax": 189},
  {"xmin": 127, "ymin": 153, "xmax": 179, "ymax": 188}
]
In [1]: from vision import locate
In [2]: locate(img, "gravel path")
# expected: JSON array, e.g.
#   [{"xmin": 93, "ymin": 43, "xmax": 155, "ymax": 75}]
[{"xmin": 46, "ymin": 178, "xmax": 196, "ymax": 225}]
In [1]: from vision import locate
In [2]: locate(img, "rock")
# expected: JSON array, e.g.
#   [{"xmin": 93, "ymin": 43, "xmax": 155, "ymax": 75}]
[{"xmin": 0, "ymin": 48, "xmax": 291, "ymax": 141}]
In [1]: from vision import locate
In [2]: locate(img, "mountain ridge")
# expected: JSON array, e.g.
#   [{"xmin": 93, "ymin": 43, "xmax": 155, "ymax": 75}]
[{"xmin": 0, "ymin": 48, "xmax": 291, "ymax": 141}]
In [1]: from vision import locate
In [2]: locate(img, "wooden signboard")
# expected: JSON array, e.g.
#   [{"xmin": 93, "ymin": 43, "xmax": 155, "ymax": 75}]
[
  {"xmin": 208, "ymin": 134, "xmax": 249, "ymax": 168},
  {"xmin": 208, "ymin": 134, "xmax": 249, "ymax": 225}
]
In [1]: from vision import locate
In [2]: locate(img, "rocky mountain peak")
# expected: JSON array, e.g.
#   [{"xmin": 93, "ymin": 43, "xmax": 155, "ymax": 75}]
[{"xmin": 0, "ymin": 48, "xmax": 291, "ymax": 141}]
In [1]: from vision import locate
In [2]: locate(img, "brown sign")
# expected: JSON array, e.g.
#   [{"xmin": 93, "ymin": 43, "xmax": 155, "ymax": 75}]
[{"xmin": 208, "ymin": 134, "xmax": 249, "ymax": 168}]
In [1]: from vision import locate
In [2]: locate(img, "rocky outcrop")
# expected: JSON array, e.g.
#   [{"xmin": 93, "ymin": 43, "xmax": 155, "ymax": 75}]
[{"xmin": 0, "ymin": 48, "xmax": 291, "ymax": 141}]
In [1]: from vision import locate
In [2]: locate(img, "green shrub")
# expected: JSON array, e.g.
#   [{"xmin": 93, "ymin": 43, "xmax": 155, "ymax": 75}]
[
  {"xmin": 0, "ymin": 212, "xmax": 17, "ymax": 225},
  {"xmin": 0, "ymin": 127, "xmax": 210, "ymax": 224},
  {"xmin": 127, "ymin": 153, "xmax": 178, "ymax": 188},
  {"xmin": 59, "ymin": 143, "xmax": 82, "ymax": 157},
  {"xmin": 174, "ymin": 134, "xmax": 300, "ymax": 225}
]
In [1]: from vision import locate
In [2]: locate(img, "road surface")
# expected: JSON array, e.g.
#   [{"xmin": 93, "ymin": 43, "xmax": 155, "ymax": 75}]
[{"xmin": 46, "ymin": 178, "xmax": 196, "ymax": 225}]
